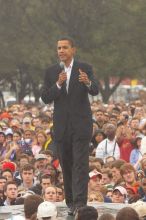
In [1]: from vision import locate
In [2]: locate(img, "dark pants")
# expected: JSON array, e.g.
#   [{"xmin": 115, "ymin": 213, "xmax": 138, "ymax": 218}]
[{"xmin": 56, "ymin": 122, "xmax": 89, "ymax": 208}]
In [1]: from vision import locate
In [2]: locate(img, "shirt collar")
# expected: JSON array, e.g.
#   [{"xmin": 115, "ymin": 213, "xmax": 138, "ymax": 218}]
[{"xmin": 65, "ymin": 58, "xmax": 74, "ymax": 70}]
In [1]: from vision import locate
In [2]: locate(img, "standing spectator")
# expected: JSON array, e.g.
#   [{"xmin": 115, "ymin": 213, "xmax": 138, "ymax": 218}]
[
  {"xmin": 96, "ymin": 124, "xmax": 120, "ymax": 161},
  {"xmin": 3, "ymin": 181, "xmax": 18, "ymax": 206}
]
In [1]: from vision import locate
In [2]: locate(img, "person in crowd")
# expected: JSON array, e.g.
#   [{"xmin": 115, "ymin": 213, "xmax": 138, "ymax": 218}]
[
  {"xmin": 37, "ymin": 201, "xmax": 58, "ymax": 220},
  {"xmin": 130, "ymin": 136, "xmax": 143, "ymax": 166},
  {"xmin": 24, "ymin": 194, "xmax": 43, "ymax": 220},
  {"xmin": 40, "ymin": 174, "xmax": 52, "ymax": 192},
  {"xmin": 99, "ymin": 213, "xmax": 115, "ymax": 220},
  {"xmin": 101, "ymin": 169, "xmax": 113, "ymax": 186},
  {"xmin": 75, "ymin": 206, "xmax": 98, "ymax": 220},
  {"xmin": 41, "ymin": 36, "xmax": 99, "ymax": 215},
  {"xmin": 18, "ymin": 164, "xmax": 35, "ymax": 191},
  {"xmin": 43, "ymin": 186, "xmax": 57, "ymax": 202},
  {"xmin": 130, "ymin": 200, "xmax": 146, "ymax": 220},
  {"xmin": 110, "ymin": 159, "xmax": 125, "ymax": 187},
  {"xmin": 94, "ymin": 109, "xmax": 105, "ymax": 129},
  {"xmin": 91, "ymin": 129, "xmax": 106, "ymax": 155},
  {"xmin": 3, "ymin": 181, "xmax": 18, "ymax": 206},
  {"xmin": 116, "ymin": 122, "xmax": 133, "ymax": 162},
  {"xmin": 0, "ymin": 176, "xmax": 7, "ymax": 205},
  {"xmin": 0, "ymin": 131, "xmax": 6, "ymax": 161},
  {"xmin": 56, "ymin": 186, "xmax": 64, "ymax": 202},
  {"xmin": 88, "ymin": 191, "xmax": 104, "ymax": 202},
  {"xmin": 88, "ymin": 170, "xmax": 111, "ymax": 203},
  {"xmin": 116, "ymin": 207, "xmax": 140, "ymax": 220},
  {"xmin": 112, "ymin": 186, "xmax": 128, "ymax": 203},
  {"xmin": 120, "ymin": 163, "xmax": 140, "ymax": 192},
  {"xmin": 1, "ymin": 169, "xmax": 14, "ymax": 182},
  {"xmin": 96, "ymin": 123, "xmax": 120, "ymax": 162}
]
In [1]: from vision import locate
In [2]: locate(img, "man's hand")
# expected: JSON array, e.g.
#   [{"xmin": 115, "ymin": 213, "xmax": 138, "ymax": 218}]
[
  {"xmin": 57, "ymin": 71, "xmax": 67, "ymax": 86},
  {"xmin": 79, "ymin": 69, "xmax": 91, "ymax": 86}
]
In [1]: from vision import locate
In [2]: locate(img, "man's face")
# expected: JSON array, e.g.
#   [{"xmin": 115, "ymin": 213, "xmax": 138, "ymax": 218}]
[
  {"xmin": 5, "ymin": 184, "xmax": 18, "ymax": 200},
  {"xmin": 57, "ymin": 40, "xmax": 75, "ymax": 65},
  {"xmin": 130, "ymin": 119, "xmax": 139, "ymax": 129},
  {"xmin": 41, "ymin": 178, "xmax": 51, "ymax": 190},
  {"xmin": 21, "ymin": 169, "xmax": 34, "ymax": 184},
  {"xmin": 0, "ymin": 178, "xmax": 6, "ymax": 190},
  {"xmin": 88, "ymin": 176, "xmax": 101, "ymax": 192},
  {"xmin": 95, "ymin": 111, "xmax": 104, "ymax": 122},
  {"xmin": 101, "ymin": 173, "xmax": 111, "ymax": 185},
  {"xmin": 111, "ymin": 167, "xmax": 121, "ymax": 183}
]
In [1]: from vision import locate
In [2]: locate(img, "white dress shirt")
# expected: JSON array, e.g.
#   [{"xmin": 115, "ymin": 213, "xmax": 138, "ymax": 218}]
[
  {"xmin": 95, "ymin": 138, "xmax": 120, "ymax": 161},
  {"xmin": 64, "ymin": 59, "xmax": 74, "ymax": 92}
]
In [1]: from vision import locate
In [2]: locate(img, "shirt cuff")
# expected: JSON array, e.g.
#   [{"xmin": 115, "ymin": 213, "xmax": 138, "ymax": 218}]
[
  {"xmin": 56, "ymin": 82, "xmax": 62, "ymax": 89},
  {"xmin": 86, "ymin": 81, "xmax": 91, "ymax": 88}
]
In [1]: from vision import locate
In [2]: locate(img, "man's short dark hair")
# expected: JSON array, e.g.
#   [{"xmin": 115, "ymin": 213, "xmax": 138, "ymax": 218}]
[
  {"xmin": 3, "ymin": 181, "xmax": 17, "ymax": 192},
  {"xmin": 76, "ymin": 206, "xmax": 98, "ymax": 220},
  {"xmin": 58, "ymin": 36, "xmax": 75, "ymax": 47},
  {"xmin": 21, "ymin": 163, "xmax": 35, "ymax": 173}
]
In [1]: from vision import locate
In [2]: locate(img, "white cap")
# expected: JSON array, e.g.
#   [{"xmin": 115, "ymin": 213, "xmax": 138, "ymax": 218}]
[
  {"xmin": 113, "ymin": 186, "xmax": 128, "ymax": 196},
  {"xmin": 35, "ymin": 153, "xmax": 48, "ymax": 160},
  {"xmin": 89, "ymin": 170, "xmax": 102, "ymax": 179},
  {"xmin": 37, "ymin": 201, "xmax": 57, "ymax": 220},
  {"xmin": 131, "ymin": 200, "xmax": 146, "ymax": 218}
]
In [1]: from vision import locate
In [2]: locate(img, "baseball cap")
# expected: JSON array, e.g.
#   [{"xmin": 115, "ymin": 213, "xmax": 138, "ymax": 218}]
[
  {"xmin": 89, "ymin": 170, "xmax": 102, "ymax": 179},
  {"xmin": 2, "ymin": 161, "xmax": 16, "ymax": 172},
  {"xmin": 5, "ymin": 128, "xmax": 13, "ymax": 136},
  {"xmin": 131, "ymin": 201, "xmax": 146, "ymax": 218},
  {"xmin": 37, "ymin": 201, "xmax": 57, "ymax": 220},
  {"xmin": 35, "ymin": 154, "xmax": 48, "ymax": 160},
  {"xmin": 23, "ymin": 117, "xmax": 31, "ymax": 124},
  {"xmin": 113, "ymin": 186, "xmax": 128, "ymax": 196}
]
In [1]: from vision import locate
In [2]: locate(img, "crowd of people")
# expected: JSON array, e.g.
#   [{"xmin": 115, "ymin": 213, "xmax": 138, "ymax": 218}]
[{"xmin": 0, "ymin": 99, "xmax": 146, "ymax": 219}]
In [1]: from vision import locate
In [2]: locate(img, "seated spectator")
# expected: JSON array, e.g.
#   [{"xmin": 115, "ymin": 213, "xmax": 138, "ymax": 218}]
[
  {"xmin": 3, "ymin": 181, "xmax": 18, "ymax": 206},
  {"xmin": 111, "ymin": 159, "xmax": 125, "ymax": 187},
  {"xmin": 1, "ymin": 169, "xmax": 13, "ymax": 182},
  {"xmin": 75, "ymin": 206, "xmax": 98, "ymax": 220},
  {"xmin": 37, "ymin": 201, "xmax": 57, "ymax": 220},
  {"xmin": 99, "ymin": 213, "xmax": 115, "ymax": 220},
  {"xmin": 112, "ymin": 186, "xmax": 128, "ymax": 203},
  {"xmin": 43, "ymin": 186, "xmax": 57, "ymax": 202},
  {"xmin": 130, "ymin": 201, "xmax": 146, "ymax": 220},
  {"xmin": 96, "ymin": 124, "xmax": 120, "ymax": 162},
  {"xmin": 56, "ymin": 186, "xmax": 64, "ymax": 202},
  {"xmin": 88, "ymin": 191, "xmax": 104, "ymax": 202},
  {"xmin": 130, "ymin": 136, "xmax": 142, "ymax": 166},
  {"xmin": 120, "ymin": 163, "xmax": 140, "ymax": 193},
  {"xmin": 88, "ymin": 170, "xmax": 111, "ymax": 203},
  {"xmin": 24, "ymin": 194, "xmax": 43, "ymax": 220},
  {"xmin": 116, "ymin": 207, "xmax": 140, "ymax": 220}
]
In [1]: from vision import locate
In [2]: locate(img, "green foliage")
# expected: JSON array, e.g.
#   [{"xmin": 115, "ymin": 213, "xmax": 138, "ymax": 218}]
[{"xmin": 0, "ymin": 0, "xmax": 146, "ymax": 102}]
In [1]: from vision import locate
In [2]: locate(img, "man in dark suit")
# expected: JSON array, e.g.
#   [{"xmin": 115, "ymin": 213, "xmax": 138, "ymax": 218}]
[{"xmin": 41, "ymin": 37, "xmax": 98, "ymax": 215}]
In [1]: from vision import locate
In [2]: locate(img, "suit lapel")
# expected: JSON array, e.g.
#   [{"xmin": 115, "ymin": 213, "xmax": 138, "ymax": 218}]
[{"xmin": 68, "ymin": 61, "xmax": 79, "ymax": 94}]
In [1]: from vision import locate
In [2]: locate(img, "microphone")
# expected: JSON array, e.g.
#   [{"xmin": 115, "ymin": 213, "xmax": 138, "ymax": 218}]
[{"xmin": 60, "ymin": 61, "xmax": 65, "ymax": 71}]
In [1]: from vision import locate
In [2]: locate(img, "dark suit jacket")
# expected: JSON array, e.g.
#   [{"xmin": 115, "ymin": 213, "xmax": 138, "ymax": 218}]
[{"xmin": 41, "ymin": 60, "xmax": 99, "ymax": 141}]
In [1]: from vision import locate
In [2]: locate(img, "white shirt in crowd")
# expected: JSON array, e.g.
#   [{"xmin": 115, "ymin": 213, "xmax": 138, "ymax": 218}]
[{"xmin": 95, "ymin": 138, "xmax": 120, "ymax": 161}]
